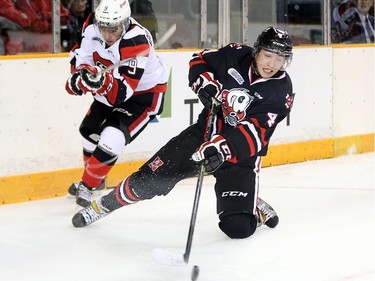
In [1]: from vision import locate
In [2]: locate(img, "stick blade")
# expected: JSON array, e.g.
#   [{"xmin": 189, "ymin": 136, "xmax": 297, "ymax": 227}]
[{"xmin": 152, "ymin": 248, "xmax": 187, "ymax": 266}]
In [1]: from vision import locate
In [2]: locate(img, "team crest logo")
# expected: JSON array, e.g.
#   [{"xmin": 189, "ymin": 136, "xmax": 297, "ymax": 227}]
[
  {"xmin": 148, "ymin": 156, "xmax": 164, "ymax": 171},
  {"xmin": 221, "ymin": 88, "xmax": 253, "ymax": 126}
]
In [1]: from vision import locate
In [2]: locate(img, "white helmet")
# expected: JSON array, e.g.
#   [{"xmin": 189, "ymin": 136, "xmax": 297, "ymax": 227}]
[{"xmin": 95, "ymin": 0, "xmax": 131, "ymax": 30}]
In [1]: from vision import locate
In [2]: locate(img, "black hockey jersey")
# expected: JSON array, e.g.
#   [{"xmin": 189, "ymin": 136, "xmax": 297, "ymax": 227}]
[{"xmin": 188, "ymin": 43, "xmax": 294, "ymax": 163}]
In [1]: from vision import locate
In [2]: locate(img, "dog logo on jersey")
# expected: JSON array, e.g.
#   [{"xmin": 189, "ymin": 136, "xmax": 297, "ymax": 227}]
[
  {"xmin": 148, "ymin": 156, "xmax": 164, "ymax": 171},
  {"xmin": 221, "ymin": 88, "xmax": 253, "ymax": 126}
]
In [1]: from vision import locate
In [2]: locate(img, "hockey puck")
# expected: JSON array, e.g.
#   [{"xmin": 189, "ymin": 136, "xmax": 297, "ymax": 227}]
[{"xmin": 191, "ymin": 265, "xmax": 200, "ymax": 281}]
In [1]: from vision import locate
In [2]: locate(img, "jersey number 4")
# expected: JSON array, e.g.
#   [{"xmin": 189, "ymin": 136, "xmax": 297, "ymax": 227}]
[{"xmin": 267, "ymin": 113, "xmax": 278, "ymax": 127}]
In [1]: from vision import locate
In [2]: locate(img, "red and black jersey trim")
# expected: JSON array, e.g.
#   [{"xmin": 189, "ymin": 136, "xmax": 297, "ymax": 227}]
[{"xmin": 83, "ymin": 13, "xmax": 94, "ymax": 33}]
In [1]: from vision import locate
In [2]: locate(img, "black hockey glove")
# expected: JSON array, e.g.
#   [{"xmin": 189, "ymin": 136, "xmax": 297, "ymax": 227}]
[
  {"xmin": 191, "ymin": 72, "xmax": 222, "ymax": 109},
  {"xmin": 192, "ymin": 135, "xmax": 232, "ymax": 173},
  {"xmin": 79, "ymin": 65, "xmax": 115, "ymax": 96},
  {"xmin": 65, "ymin": 70, "xmax": 83, "ymax": 96}
]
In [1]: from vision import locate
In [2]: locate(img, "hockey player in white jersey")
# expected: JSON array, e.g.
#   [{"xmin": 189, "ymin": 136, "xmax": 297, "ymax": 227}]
[{"xmin": 65, "ymin": 0, "xmax": 168, "ymax": 207}]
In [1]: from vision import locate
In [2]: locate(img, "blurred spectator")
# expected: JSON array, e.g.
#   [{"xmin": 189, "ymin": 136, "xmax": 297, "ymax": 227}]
[
  {"xmin": 0, "ymin": 0, "xmax": 32, "ymax": 30},
  {"xmin": 0, "ymin": 0, "xmax": 32, "ymax": 54},
  {"xmin": 0, "ymin": 0, "xmax": 70, "ymax": 54},
  {"xmin": 61, "ymin": 0, "xmax": 92, "ymax": 51},
  {"xmin": 355, "ymin": 0, "xmax": 374, "ymax": 41},
  {"xmin": 130, "ymin": 0, "xmax": 158, "ymax": 43},
  {"xmin": 332, "ymin": 0, "xmax": 375, "ymax": 43},
  {"xmin": 369, "ymin": 3, "xmax": 375, "ymax": 16},
  {"xmin": 16, "ymin": 0, "xmax": 70, "ymax": 33}
]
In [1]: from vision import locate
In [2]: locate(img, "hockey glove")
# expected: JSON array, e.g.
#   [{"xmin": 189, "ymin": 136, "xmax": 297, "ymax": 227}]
[
  {"xmin": 191, "ymin": 72, "xmax": 222, "ymax": 109},
  {"xmin": 79, "ymin": 65, "xmax": 114, "ymax": 96},
  {"xmin": 192, "ymin": 135, "xmax": 232, "ymax": 173},
  {"xmin": 65, "ymin": 69, "xmax": 84, "ymax": 96}
]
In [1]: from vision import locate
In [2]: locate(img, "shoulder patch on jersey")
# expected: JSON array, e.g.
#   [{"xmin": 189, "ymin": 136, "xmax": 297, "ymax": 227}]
[
  {"xmin": 228, "ymin": 68, "xmax": 245, "ymax": 85},
  {"xmin": 148, "ymin": 156, "xmax": 164, "ymax": 171},
  {"xmin": 92, "ymin": 36, "xmax": 104, "ymax": 45}
]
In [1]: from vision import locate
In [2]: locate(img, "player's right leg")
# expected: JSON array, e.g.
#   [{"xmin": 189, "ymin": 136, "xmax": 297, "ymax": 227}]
[
  {"xmin": 67, "ymin": 100, "xmax": 112, "ymax": 205},
  {"xmin": 215, "ymin": 159, "xmax": 259, "ymax": 239},
  {"xmin": 215, "ymin": 156, "xmax": 278, "ymax": 239}
]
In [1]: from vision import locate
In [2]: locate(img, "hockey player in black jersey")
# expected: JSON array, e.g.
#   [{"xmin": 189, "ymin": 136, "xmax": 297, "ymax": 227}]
[{"xmin": 72, "ymin": 27, "xmax": 295, "ymax": 240}]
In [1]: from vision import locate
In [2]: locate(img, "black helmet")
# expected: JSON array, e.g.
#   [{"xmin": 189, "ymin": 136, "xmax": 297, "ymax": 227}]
[{"xmin": 254, "ymin": 27, "xmax": 293, "ymax": 70}]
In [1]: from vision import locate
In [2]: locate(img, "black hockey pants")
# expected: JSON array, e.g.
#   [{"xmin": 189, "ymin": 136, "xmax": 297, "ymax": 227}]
[{"xmin": 127, "ymin": 122, "xmax": 261, "ymax": 217}]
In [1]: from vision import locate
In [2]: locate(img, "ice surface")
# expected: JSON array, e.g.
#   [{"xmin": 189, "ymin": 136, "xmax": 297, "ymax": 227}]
[{"xmin": 0, "ymin": 153, "xmax": 374, "ymax": 281}]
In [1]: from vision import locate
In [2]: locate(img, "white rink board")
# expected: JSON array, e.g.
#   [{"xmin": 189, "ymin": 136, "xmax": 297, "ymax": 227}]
[
  {"xmin": 0, "ymin": 46, "xmax": 373, "ymax": 176},
  {"xmin": 272, "ymin": 47, "xmax": 334, "ymax": 143},
  {"xmin": 332, "ymin": 47, "xmax": 375, "ymax": 137}
]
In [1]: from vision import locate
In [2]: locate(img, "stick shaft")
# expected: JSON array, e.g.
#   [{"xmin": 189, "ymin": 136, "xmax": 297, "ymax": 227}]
[
  {"xmin": 96, "ymin": 48, "xmax": 150, "ymax": 75},
  {"xmin": 183, "ymin": 101, "xmax": 218, "ymax": 263}
]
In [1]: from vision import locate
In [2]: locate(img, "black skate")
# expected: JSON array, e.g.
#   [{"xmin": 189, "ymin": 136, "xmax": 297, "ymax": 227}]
[
  {"xmin": 72, "ymin": 199, "xmax": 110, "ymax": 228},
  {"xmin": 256, "ymin": 198, "xmax": 279, "ymax": 228}
]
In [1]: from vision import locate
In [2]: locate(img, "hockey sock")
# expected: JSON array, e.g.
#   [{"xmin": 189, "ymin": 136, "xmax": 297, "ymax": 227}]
[
  {"xmin": 100, "ymin": 177, "xmax": 141, "ymax": 211},
  {"xmin": 81, "ymin": 147, "xmax": 117, "ymax": 189},
  {"xmin": 83, "ymin": 149, "xmax": 93, "ymax": 168}
]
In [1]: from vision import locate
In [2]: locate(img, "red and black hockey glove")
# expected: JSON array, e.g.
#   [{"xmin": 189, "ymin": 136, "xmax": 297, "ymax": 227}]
[
  {"xmin": 191, "ymin": 72, "xmax": 222, "ymax": 109},
  {"xmin": 65, "ymin": 68, "xmax": 84, "ymax": 96},
  {"xmin": 79, "ymin": 65, "xmax": 115, "ymax": 96},
  {"xmin": 192, "ymin": 135, "xmax": 232, "ymax": 173}
]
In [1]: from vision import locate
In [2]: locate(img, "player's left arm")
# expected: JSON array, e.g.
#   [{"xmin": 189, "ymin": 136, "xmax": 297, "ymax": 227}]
[
  {"xmin": 192, "ymin": 91, "xmax": 294, "ymax": 171},
  {"xmin": 222, "ymin": 112, "xmax": 283, "ymax": 161},
  {"xmin": 193, "ymin": 109, "xmax": 286, "ymax": 171},
  {"xmin": 223, "ymin": 89, "xmax": 295, "ymax": 161}
]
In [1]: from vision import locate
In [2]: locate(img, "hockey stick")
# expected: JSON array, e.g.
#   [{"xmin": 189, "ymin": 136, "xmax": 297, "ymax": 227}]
[
  {"xmin": 153, "ymin": 100, "xmax": 219, "ymax": 266},
  {"xmin": 96, "ymin": 48, "xmax": 150, "ymax": 76},
  {"xmin": 82, "ymin": 23, "xmax": 174, "ymax": 78},
  {"xmin": 97, "ymin": 23, "xmax": 175, "ymax": 76}
]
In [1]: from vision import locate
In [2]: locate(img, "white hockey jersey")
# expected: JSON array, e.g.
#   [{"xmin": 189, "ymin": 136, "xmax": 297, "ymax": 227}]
[{"xmin": 69, "ymin": 15, "xmax": 168, "ymax": 107}]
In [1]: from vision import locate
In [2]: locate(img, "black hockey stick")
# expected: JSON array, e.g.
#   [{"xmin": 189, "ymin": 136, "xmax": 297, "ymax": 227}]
[{"xmin": 153, "ymin": 100, "xmax": 218, "ymax": 266}]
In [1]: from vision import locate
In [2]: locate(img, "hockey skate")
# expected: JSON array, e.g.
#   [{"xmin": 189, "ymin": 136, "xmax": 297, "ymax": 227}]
[
  {"xmin": 68, "ymin": 179, "xmax": 106, "ymax": 207},
  {"xmin": 67, "ymin": 178, "xmax": 106, "ymax": 196},
  {"xmin": 256, "ymin": 197, "xmax": 279, "ymax": 228},
  {"xmin": 72, "ymin": 199, "xmax": 110, "ymax": 228},
  {"xmin": 75, "ymin": 183, "xmax": 93, "ymax": 207}
]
